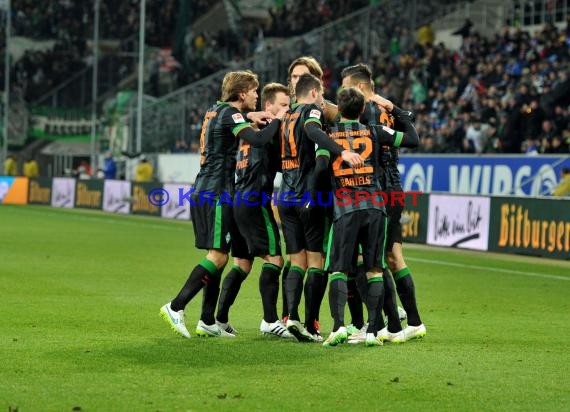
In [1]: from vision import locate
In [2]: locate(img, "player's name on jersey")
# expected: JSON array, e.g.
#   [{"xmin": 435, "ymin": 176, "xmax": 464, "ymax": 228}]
[
  {"xmin": 236, "ymin": 158, "xmax": 249, "ymax": 170},
  {"xmin": 329, "ymin": 129, "xmax": 371, "ymax": 139},
  {"xmin": 340, "ymin": 175, "xmax": 372, "ymax": 187},
  {"xmin": 282, "ymin": 159, "xmax": 300, "ymax": 170}
]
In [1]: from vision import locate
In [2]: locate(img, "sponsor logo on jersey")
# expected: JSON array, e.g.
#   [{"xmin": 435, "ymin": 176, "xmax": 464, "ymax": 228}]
[
  {"xmin": 382, "ymin": 125, "xmax": 395, "ymax": 135},
  {"xmin": 309, "ymin": 109, "xmax": 321, "ymax": 119},
  {"xmin": 232, "ymin": 113, "xmax": 246, "ymax": 123}
]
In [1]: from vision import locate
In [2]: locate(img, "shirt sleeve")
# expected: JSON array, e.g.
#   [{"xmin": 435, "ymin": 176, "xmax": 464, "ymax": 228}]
[
  {"xmin": 222, "ymin": 107, "xmax": 254, "ymax": 137},
  {"xmin": 237, "ymin": 118, "xmax": 281, "ymax": 147},
  {"xmin": 360, "ymin": 105, "xmax": 371, "ymax": 125},
  {"xmin": 310, "ymin": 154, "xmax": 331, "ymax": 197},
  {"xmin": 370, "ymin": 119, "xmax": 419, "ymax": 149},
  {"xmin": 303, "ymin": 105, "xmax": 324, "ymax": 128},
  {"xmin": 305, "ymin": 122, "xmax": 344, "ymax": 156}
]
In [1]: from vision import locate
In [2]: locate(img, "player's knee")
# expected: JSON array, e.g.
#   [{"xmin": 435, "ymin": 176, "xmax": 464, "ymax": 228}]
[
  {"xmin": 290, "ymin": 251, "xmax": 307, "ymax": 270},
  {"xmin": 366, "ymin": 269, "xmax": 383, "ymax": 280},
  {"xmin": 265, "ymin": 255, "xmax": 284, "ymax": 268},
  {"xmin": 387, "ymin": 253, "xmax": 398, "ymax": 270},
  {"xmin": 306, "ymin": 251, "xmax": 323, "ymax": 270},
  {"xmin": 387, "ymin": 250, "xmax": 405, "ymax": 272},
  {"xmin": 234, "ymin": 258, "xmax": 253, "ymax": 274},
  {"xmin": 207, "ymin": 250, "xmax": 229, "ymax": 269}
]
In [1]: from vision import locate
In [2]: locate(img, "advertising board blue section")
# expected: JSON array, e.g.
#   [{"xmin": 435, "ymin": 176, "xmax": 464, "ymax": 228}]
[{"xmin": 398, "ymin": 155, "xmax": 570, "ymax": 195}]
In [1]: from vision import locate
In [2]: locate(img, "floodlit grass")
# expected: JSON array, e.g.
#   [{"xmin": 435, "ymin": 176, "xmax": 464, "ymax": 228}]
[{"xmin": 1, "ymin": 205, "xmax": 569, "ymax": 412}]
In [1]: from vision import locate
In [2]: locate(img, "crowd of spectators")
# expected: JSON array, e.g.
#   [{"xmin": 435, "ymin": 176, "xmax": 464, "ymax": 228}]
[
  {"xmin": 1, "ymin": 0, "xmax": 569, "ymax": 158},
  {"xmin": 366, "ymin": 19, "xmax": 570, "ymax": 154},
  {"xmin": 181, "ymin": 7, "xmax": 569, "ymax": 155},
  {"xmin": 271, "ymin": 3, "xmax": 570, "ymax": 156}
]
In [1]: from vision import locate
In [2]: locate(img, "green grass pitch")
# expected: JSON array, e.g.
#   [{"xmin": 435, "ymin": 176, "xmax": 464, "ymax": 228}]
[{"xmin": 1, "ymin": 205, "xmax": 569, "ymax": 411}]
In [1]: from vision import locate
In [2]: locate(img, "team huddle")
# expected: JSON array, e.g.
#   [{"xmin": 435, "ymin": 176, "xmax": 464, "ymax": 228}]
[{"xmin": 160, "ymin": 57, "xmax": 427, "ymax": 347}]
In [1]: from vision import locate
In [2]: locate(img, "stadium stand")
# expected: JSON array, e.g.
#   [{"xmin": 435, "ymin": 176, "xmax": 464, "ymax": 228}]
[
  {"xmin": 134, "ymin": 0, "xmax": 569, "ymax": 155},
  {"xmin": 0, "ymin": 0, "xmax": 202, "ymax": 104},
  {"xmin": 379, "ymin": 20, "xmax": 570, "ymax": 154},
  {"xmin": 177, "ymin": 0, "xmax": 370, "ymax": 85},
  {"xmin": 0, "ymin": 0, "xmax": 568, "ymax": 164}
]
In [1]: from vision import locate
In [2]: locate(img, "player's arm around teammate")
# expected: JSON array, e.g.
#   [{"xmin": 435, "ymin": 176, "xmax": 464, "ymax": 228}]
[
  {"xmin": 217, "ymin": 83, "xmax": 294, "ymax": 339},
  {"xmin": 160, "ymin": 71, "xmax": 284, "ymax": 339}
]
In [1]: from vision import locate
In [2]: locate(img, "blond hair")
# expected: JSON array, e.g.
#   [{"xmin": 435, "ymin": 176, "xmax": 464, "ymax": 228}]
[{"xmin": 221, "ymin": 70, "xmax": 259, "ymax": 102}]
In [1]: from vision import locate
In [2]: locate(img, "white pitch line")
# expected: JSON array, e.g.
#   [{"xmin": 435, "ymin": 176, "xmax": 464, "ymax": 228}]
[
  {"xmin": 406, "ymin": 256, "xmax": 570, "ymax": 282},
  {"xmin": 8, "ymin": 206, "xmax": 570, "ymax": 280}
]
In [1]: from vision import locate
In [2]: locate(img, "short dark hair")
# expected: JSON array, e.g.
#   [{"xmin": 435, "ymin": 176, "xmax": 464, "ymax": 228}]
[
  {"xmin": 337, "ymin": 87, "xmax": 365, "ymax": 120},
  {"xmin": 295, "ymin": 73, "xmax": 322, "ymax": 99},
  {"xmin": 562, "ymin": 167, "xmax": 570, "ymax": 175},
  {"xmin": 341, "ymin": 63, "xmax": 373, "ymax": 88}
]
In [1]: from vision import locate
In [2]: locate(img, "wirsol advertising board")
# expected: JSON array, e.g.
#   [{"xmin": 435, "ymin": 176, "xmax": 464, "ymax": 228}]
[{"xmin": 398, "ymin": 155, "xmax": 569, "ymax": 195}]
